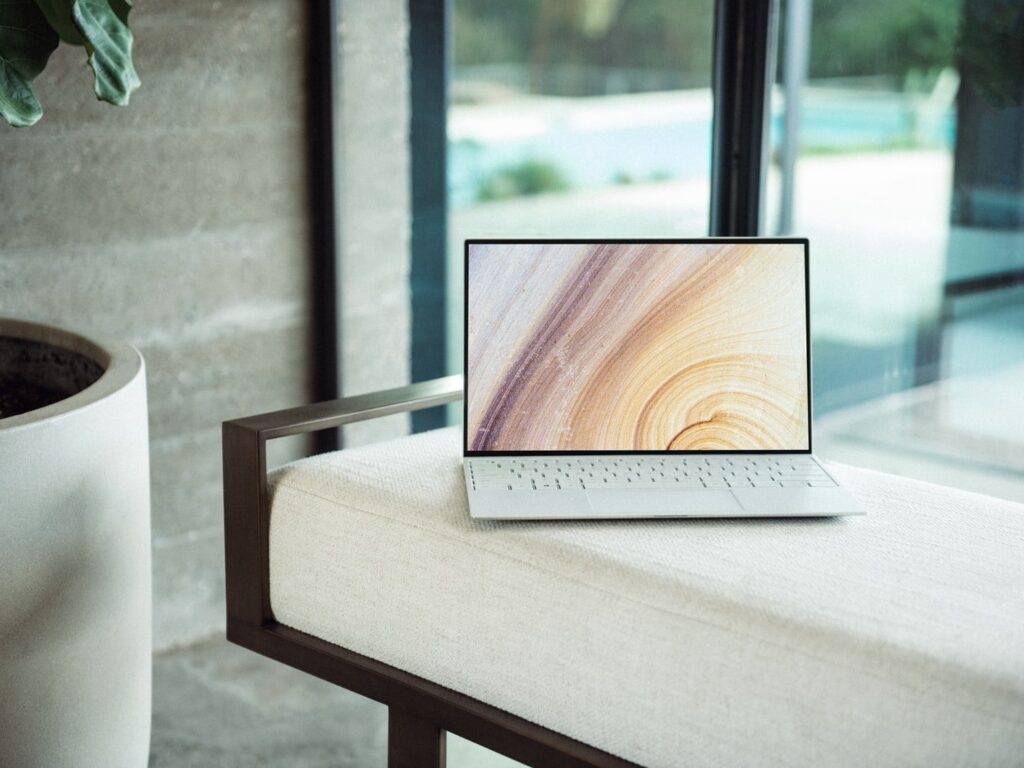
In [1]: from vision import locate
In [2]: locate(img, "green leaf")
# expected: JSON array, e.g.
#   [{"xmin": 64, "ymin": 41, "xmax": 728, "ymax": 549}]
[
  {"xmin": 0, "ymin": 0, "xmax": 59, "ymax": 126},
  {"xmin": 32, "ymin": 0, "xmax": 84, "ymax": 44},
  {"xmin": 71, "ymin": 0, "xmax": 139, "ymax": 105},
  {"xmin": 0, "ymin": 66, "xmax": 43, "ymax": 126},
  {"xmin": 109, "ymin": 0, "xmax": 130, "ymax": 25}
]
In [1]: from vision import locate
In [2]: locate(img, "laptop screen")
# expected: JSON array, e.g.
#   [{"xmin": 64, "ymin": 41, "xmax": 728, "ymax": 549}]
[{"xmin": 464, "ymin": 240, "xmax": 810, "ymax": 455}]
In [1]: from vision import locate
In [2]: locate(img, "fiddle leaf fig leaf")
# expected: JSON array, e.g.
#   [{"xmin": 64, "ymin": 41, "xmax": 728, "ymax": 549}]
[
  {"xmin": 72, "ymin": 0, "xmax": 140, "ymax": 105},
  {"xmin": 32, "ymin": 0, "xmax": 84, "ymax": 44},
  {"xmin": 0, "ymin": 0, "xmax": 59, "ymax": 126},
  {"xmin": 109, "ymin": 0, "xmax": 131, "ymax": 25}
]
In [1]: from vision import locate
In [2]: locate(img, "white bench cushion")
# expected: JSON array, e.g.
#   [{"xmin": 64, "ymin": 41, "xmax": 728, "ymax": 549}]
[{"xmin": 269, "ymin": 426, "xmax": 1024, "ymax": 767}]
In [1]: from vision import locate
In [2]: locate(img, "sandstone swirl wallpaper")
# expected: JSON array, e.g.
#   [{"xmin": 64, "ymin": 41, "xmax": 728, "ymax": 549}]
[{"xmin": 466, "ymin": 242, "xmax": 810, "ymax": 452}]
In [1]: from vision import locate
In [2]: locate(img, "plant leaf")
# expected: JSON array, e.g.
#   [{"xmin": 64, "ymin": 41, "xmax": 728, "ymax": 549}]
[
  {"xmin": 109, "ymin": 0, "xmax": 130, "ymax": 25},
  {"xmin": 72, "ymin": 0, "xmax": 139, "ymax": 105},
  {"xmin": 0, "ymin": 0, "xmax": 59, "ymax": 126},
  {"xmin": 32, "ymin": 0, "xmax": 84, "ymax": 44}
]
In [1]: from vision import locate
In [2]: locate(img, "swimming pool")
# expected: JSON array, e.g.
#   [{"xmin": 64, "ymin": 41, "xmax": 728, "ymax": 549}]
[{"xmin": 448, "ymin": 89, "xmax": 955, "ymax": 206}]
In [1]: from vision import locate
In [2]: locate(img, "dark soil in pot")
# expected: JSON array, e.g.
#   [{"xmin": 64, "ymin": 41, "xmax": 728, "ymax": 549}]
[{"xmin": 0, "ymin": 337, "xmax": 105, "ymax": 419}]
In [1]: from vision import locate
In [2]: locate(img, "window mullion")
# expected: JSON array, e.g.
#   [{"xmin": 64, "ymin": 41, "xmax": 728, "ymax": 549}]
[{"xmin": 709, "ymin": 0, "xmax": 779, "ymax": 236}]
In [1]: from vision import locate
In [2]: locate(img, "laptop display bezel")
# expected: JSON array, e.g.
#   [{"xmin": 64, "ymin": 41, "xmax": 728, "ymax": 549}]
[{"xmin": 462, "ymin": 238, "xmax": 813, "ymax": 457}]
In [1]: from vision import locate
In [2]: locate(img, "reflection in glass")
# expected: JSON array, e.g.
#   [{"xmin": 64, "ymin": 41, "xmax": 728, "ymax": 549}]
[{"xmin": 769, "ymin": 0, "xmax": 1024, "ymax": 497}]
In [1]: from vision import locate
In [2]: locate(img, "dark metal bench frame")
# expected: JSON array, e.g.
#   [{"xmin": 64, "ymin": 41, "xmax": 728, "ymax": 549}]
[{"xmin": 223, "ymin": 375, "xmax": 640, "ymax": 768}]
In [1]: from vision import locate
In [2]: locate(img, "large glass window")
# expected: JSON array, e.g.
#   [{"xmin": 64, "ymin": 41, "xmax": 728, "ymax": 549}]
[
  {"xmin": 437, "ymin": 0, "xmax": 1023, "ymax": 500},
  {"xmin": 447, "ymin": 0, "xmax": 716, "ymax": 377},
  {"xmin": 764, "ymin": 0, "xmax": 1024, "ymax": 498}
]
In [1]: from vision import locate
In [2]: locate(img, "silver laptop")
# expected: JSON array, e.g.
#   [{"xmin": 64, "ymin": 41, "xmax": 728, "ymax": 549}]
[{"xmin": 462, "ymin": 238, "xmax": 863, "ymax": 520}]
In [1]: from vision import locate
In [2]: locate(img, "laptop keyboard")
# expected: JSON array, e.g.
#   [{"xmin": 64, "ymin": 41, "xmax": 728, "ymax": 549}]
[{"xmin": 467, "ymin": 456, "xmax": 836, "ymax": 491}]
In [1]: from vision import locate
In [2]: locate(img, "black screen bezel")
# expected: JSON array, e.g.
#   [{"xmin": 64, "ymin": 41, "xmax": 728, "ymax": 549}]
[{"xmin": 462, "ymin": 238, "xmax": 813, "ymax": 457}]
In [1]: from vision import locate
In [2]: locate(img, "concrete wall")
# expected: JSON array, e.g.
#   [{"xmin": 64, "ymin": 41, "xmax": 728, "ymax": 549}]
[
  {"xmin": 339, "ymin": 0, "xmax": 412, "ymax": 447},
  {"xmin": 0, "ymin": 0, "xmax": 412, "ymax": 650}
]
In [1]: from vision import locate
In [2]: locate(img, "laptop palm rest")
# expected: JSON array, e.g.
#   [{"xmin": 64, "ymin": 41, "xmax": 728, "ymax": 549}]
[
  {"xmin": 730, "ymin": 487, "xmax": 864, "ymax": 516},
  {"xmin": 469, "ymin": 489, "xmax": 743, "ymax": 519},
  {"xmin": 585, "ymin": 489, "xmax": 742, "ymax": 518}
]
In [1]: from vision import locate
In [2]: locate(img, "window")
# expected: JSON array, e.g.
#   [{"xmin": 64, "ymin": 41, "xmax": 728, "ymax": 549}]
[
  {"xmin": 446, "ymin": 0, "xmax": 717, "ymax": 380},
  {"xmin": 411, "ymin": 0, "xmax": 1023, "ymax": 499},
  {"xmin": 766, "ymin": 0, "xmax": 1024, "ymax": 497}
]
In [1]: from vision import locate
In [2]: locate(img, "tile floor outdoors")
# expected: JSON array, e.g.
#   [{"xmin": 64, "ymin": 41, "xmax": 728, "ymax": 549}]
[{"xmin": 816, "ymin": 362, "xmax": 1024, "ymax": 504}]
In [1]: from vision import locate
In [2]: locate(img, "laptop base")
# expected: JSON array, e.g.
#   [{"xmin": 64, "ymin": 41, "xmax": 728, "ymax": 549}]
[{"xmin": 464, "ymin": 456, "xmax": 864, "ymax": 520}]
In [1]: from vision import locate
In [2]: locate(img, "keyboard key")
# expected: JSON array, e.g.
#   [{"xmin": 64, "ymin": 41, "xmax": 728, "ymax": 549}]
[{"xmin": 469, "ymin": 456, "xmax": 834, "ymax": 491}]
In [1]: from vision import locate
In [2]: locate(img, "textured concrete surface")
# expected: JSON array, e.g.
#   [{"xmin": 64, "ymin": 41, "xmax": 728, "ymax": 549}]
[
  {"xmin": 151, "ymin": 637, "xmax": 523, "ymax": 767},
  {"xmin": 0, "ymin": 0, "xmax": 313, "ymax": 651},
  {"xmin": 151, "ymin": 636, "xmax": 385, "ymax": 767},
  {"xmin": 338, "ymin": 0, "xmax": 413, "ymax": 448},
  {"xmin": 1, "ymin": 0, "xmax": 416, "ymax": 651}
]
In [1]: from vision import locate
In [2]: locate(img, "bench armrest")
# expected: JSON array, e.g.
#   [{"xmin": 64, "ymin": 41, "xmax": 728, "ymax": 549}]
[
  {"xmin": 224, "ymin": 374, "xmax": 464, "ymax": 440},
  {"xmin": 222, "ymin": 375, "xmax": 464, "ymax": 627}
]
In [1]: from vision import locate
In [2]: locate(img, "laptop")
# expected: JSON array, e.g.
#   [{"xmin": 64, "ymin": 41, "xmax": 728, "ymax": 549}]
[{"xmin": 462, "ymin": 238, "xmax": 864, "ymax": 520}]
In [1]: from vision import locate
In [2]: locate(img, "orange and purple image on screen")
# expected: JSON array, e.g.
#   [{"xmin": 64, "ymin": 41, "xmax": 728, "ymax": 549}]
[{"xmin": 466, "ymin": 241, "xmax": 810, "ymax": 452}]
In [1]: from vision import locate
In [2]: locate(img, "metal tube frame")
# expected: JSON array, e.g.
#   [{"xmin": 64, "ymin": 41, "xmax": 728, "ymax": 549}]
[
  {"xmin": 307, "ymin": 0, "xmax": 343, "ymax": 453},
  {"xmin": 709, "ymin": 0, "xmax": 779, "ymax": 236},
  {"xmin": 223, "ymin": 375, "xmax": 639, "ymax": 767}
]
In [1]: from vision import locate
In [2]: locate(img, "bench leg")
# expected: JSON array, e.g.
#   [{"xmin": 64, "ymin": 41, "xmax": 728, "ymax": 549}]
[{"xmin": 388, "ymin": 706, "xmax": 446, "ymax": 768}]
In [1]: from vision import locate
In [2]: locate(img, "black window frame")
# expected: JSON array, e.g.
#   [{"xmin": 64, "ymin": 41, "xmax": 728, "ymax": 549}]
[
  {"xmin": 404, "ymin": 0, "xmax": 780, "ymax": 427},
  {"xmin": 307, "ymin": 0, "xmax": 784, "ymax": 442}
]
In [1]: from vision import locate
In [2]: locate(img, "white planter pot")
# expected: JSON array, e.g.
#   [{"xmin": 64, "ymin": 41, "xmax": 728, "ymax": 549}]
[{"xmin": 0, "ymin": 318, "xmax": 151, "ymax": 767}]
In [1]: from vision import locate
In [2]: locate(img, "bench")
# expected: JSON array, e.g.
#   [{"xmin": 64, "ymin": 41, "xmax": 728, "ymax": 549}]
[{"xmin": 223, "ymin": 375, "xmax": 1024, "ymax": 767}]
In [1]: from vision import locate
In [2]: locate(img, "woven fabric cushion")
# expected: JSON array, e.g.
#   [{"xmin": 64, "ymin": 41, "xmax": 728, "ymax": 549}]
[{"xmin": 268, "ymin": 426, "xmax": 1024, "ymax": 767}]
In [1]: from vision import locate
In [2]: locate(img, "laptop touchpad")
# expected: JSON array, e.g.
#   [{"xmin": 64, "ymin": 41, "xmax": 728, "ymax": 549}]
[{"xmin": 585, "ymin": 489, "xmax": 742, "ymax": 518}]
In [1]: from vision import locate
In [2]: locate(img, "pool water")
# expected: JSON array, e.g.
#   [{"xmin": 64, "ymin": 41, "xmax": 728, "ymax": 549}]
[{"xmin": 448, "ymin": 90, "xmax": 955, "ymax": 206}]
